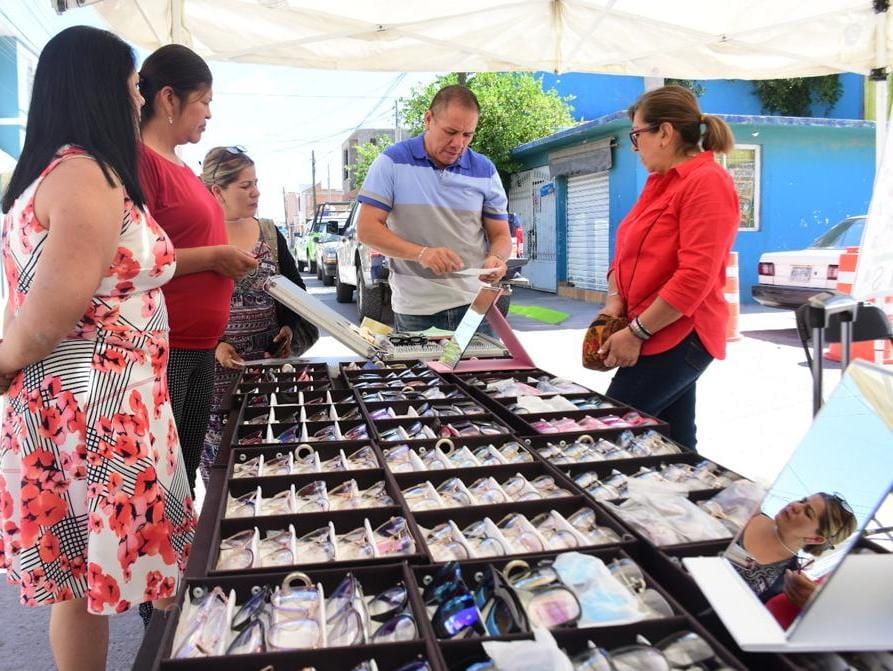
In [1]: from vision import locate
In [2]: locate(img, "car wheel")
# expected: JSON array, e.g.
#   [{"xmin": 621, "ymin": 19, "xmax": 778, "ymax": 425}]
[
  {"xmin": 357, "ymin": 267, "xmax": 385, "ymax": 322},
  {"xmin": 316, "ymin": 262, "xmax": 323, "ymax": 281},
  {"xmin": 335, "ymin": 267, "xmax": 354, "ymax": 303},
  {"xmin": 322, "ymin": 269, "xmax": 334, "ymax": 286}
]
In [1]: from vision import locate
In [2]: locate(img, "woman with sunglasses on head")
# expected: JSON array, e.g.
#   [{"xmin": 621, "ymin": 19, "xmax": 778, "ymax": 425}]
[
  {"xmin": 0, "ymin": 27, "xmax": 195, "ymax": 671},
  {"xmin": 198, "ymin": 146, "xmax": 318, "ymax": 483},
  {"xmin": 726, "ymin": 492, "xmax": 856, "ymax": 604},
  {"xmin": 137, "ymin": 45, "xmax": 258, "ymax": 496},
  {"xmin": 595, "ymin": 85, "xmax": 739, "ymax": 451}
]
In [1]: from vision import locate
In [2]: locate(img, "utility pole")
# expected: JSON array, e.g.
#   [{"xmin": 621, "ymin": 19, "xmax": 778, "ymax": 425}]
[
  {"xmin": 457, "ymin": 72, "xmax": 467, "ymax": 86},
  {"xmin": 394, "ymin": 98, "xmax": 400, "ymax": 142},
  {"xmin": 281, "ymin": 187, "xmax": 291, "ymax": 247},
  {"xmin": 311, "ymin": 150, "xmax": 318, "ymax": 214}
]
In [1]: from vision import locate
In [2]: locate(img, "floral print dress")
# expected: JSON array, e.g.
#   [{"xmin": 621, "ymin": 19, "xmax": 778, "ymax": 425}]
[
  {"xmin": 0, "ymin": 146, "xmax": 196, "ymax": 615},
  {"xmin": 200, "ymin": 222, "xmax": 280, "ymax": 481}
]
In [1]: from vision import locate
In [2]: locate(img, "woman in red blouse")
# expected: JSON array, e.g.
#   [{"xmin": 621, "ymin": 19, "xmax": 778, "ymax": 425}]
[{"xmin": 597, "ymin": 85, "xmax": 740, "ymax": 450}]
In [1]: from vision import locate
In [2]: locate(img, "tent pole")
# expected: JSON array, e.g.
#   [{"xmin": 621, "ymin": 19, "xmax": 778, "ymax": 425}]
[
  {"xmin": 877, "ymin": 79, "xmax": 888, "ymax": 170},
  {"xmin": 874, "ymin": 2, "xmax": 889, "ymax": 169}
]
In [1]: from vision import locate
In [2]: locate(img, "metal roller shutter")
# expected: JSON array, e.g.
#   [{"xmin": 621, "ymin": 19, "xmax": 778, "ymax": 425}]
[{"xmin": 566, "ymin": 172, "xmax": 610, "ymax": 291}]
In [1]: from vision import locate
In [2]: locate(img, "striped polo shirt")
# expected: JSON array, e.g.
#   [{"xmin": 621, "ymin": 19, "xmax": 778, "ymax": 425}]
[{"xmin": 357, "ymin": 133, "xmax": 508, "ymax": 315}]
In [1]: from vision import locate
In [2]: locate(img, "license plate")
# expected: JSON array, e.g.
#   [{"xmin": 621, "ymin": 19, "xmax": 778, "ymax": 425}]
[{"xmin": 790, "ymin": 265, "xmax": 812, "ymax": 282}]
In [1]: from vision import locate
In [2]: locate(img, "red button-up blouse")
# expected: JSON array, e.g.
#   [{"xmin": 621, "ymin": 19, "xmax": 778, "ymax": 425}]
[{"xmin": 609, "ymin": 151, "xmax": 740, "ymax": 359}]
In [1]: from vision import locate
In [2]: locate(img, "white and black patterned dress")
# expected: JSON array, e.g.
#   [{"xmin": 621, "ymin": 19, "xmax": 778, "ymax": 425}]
[{"xmin": 0, "ymin": 146, "xmax": 196, "ymax": 615}]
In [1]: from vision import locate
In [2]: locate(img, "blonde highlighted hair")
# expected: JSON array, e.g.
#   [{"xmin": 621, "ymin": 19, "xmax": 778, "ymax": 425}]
[
  {"xmin": 803, "ymin": 492, "xmax": 858, "ymax": 557},
  {"xmin": 201, "ymin": 146, "xmax": 254, "ymax": 190}
]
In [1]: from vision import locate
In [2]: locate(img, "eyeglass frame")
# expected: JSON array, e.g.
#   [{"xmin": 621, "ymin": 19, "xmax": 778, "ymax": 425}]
[{"xmin": 628, "ymin": 124, "xmax": 660, "ymax": 149}]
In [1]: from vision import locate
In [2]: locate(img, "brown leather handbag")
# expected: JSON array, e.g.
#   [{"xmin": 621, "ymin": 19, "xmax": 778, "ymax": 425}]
[{"xmin": 582, "ymin": 313, "xmax": 629, "ymax": 371}]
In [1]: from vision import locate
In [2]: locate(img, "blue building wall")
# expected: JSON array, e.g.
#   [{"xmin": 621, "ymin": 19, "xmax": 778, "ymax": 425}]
[
  {"xmin": 539, "ymin": 72, "xmax": 644, "ymax": 121},
  {"xmin": 695, "ymin": 74, "xmax": 864, "ymax": 119},
  {"xmin": 514, "ymin": 117, "xmax": 874, "ymax": 303},
  {"xmin": 0, "ymin": 36, "xmax": 21, "ymax": 159},
  {"xmin": 538, "ymin": 72, "xmax": 865, "ymax": 122},
  {"xmin": 727, "ymin": 121, "xmax": 874, "ymax": 297}
]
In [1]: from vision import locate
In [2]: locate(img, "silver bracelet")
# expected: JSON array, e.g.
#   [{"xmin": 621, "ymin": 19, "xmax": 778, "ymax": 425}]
[
  {"xmin": 628, "ymin": 319, "xmax": 650, "ymax": 341},
  {"xmin": 635, "ymin": 316, "xmax": 654, "ymax": 338}
]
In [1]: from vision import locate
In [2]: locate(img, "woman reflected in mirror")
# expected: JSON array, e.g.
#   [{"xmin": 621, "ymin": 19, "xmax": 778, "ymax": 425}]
[{"xmin": 725, "ymin": 492, "xmax": 857, "ymax": 604}]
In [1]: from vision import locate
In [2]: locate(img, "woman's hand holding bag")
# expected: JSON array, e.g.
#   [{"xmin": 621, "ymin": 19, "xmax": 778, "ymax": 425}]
[{"xmin": 582, "ymin": 313, "xmax": 629, "ymax": 371}]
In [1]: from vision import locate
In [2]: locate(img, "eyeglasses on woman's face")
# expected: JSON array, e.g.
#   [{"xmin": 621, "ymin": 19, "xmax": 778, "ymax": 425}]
[{"xmin": 629, "ymin": 124, "xmax": 659, "ymax": 149}]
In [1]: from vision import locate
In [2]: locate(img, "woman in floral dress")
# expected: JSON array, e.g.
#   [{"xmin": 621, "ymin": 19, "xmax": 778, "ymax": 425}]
[{"xmin": 0, "ymin": 27, "xmax": 194, "ymax": 671}]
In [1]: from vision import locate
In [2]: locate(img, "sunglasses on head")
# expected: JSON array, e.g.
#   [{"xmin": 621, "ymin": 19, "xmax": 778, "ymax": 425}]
[
  {"xmin": 822, "ymin": 491, "xmax": 856, "ymax": 545},
  {"xmin": 210, "ymin": 145, "xmax": 247, "ymax": 184}
]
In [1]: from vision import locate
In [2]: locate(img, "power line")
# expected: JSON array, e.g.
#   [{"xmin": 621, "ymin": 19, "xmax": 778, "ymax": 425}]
[
  {"xmin": 215, "ymin": 91, "xmax": 401, "ymax": 100},
  {"xmin": 0, "ymin": 9, "xmax": 41, "ymax": 57},
  {"xmin": 267, "ymin": 74, "xmax": 407, "ymax": 152},
  {"xmin": 22, "ymin": 3, "xmax": 54, "ymax": 41}
]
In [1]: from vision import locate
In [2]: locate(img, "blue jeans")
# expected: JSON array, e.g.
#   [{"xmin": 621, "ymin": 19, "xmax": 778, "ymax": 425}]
[
  {"xmin": 606, "ymin": 330, "xmax": 713, "ymax": 451},
  {"xmin": 394, "ymin": 305, "xmax": 494, "ymax": 336}
]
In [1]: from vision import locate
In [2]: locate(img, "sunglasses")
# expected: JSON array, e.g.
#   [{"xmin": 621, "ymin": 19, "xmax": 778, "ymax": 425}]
[
  {"xmin": 823, "ymin": 491, "xmax": 856, "ymax": 544},
  {"xmin": 628, "ymin": 124, "xmax": 660, "ymax": 149},
  {"xmin": 390, "ymin": 334, "xmax": 430, "ymax": 347},
  {"xmin": 473, "ymin": 564, "xmax": 530, "ymax": 636},
  {"xmin": 210, "ymin": 145, "xmax": 246, "ymax": 183}
]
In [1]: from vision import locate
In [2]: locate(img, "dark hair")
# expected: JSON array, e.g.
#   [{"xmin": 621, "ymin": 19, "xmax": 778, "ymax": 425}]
[
  {"xmin": 430, "ymin": 84, "xmax": 480, "ymax": 115},
  {"xmin": 2, "ymin": 26, "xmax": 145, "ymax": 213},
  {"xmin": 138, "ymin": 44, "xmax": 212, "ymax": 124},
  {"xmin": 201, "ymin": 147, "xmax": 254, "ymax": 190},
  {"xmin": 628, "ymin": 84, "xmax": 735, "ymax": 154}
]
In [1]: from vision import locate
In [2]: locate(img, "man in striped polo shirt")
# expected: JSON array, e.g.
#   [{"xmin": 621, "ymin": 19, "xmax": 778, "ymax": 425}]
[{"xmin": 357, "ymin": 85, "xmax": 512, "ymax": 332}]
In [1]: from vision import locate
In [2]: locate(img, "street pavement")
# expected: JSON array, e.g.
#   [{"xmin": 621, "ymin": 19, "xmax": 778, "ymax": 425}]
[{"xmin": 0, "ymin": 270, "xmax": 838, "ymax": 671}]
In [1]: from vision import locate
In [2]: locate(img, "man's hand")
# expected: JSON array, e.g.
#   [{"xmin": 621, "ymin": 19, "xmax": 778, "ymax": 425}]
[
  {"xmin": 215, "ymin": 342, "xmax": 245, "ymax": 369},
  {"xmin": 268, "ymin": 326, "xmax": 293, "ymax": 358},
  {"xmin": 600, "ymin": 327, "xmax": 643, "ymax": 369},
  {"xmin": 419, "ymin": 246, "xmax": 464, "ymax": 274},
  {"xmin": 479, "ymin": 255, "xmax": 507, "ymax": 283},
  {"xmin": 213, "ymin": 246, "xmax": 259, "ymax": 280}
]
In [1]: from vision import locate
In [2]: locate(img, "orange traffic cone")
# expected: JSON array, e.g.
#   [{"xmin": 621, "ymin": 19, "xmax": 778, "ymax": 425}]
[
  {"xmin": 725, "ymin": 252, "xmax": 740, "ymax": 341},
  {"xmin": 825, "ymin": 247, "xmax": 893, "ymax": 364}
]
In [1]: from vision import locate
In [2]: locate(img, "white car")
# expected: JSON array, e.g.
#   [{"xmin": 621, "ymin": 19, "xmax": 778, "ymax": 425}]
[{"xmin": 751, "ymin": 215, "xmax": 866, "ymax": 309}]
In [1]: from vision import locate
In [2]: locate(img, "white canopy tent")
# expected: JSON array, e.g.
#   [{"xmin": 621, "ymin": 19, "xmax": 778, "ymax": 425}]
[
  {"xmin": 55, "ymin": 1, "xmax": 891, "ymax": 153},
  {"xmin": 55, "ymin": 0, "xmax": 893, "ymax": 300},
  {"xmin": 55, "ymin": 0, "xmax": 890, "ymax": 78}
]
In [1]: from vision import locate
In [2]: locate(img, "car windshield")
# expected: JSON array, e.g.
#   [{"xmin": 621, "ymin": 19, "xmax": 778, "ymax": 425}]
[{"xmin": 809, "ymin": 217, "xmax": 866, "ymax": 249}]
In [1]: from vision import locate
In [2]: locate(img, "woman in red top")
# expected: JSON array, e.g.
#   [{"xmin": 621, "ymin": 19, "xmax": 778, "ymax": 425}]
[
  {"xmin": 137, "ymin": 45, "xmax": 258, "ymax": 496},
  {"xmin": 598, "ymin": 85, "xmax": 740, "ymax": 450}
]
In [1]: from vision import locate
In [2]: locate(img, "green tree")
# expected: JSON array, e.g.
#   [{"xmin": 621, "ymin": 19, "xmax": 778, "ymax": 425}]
[
  {"xmin": 350, "ymin": 72, "xmax": 575, "ymax": 188},
  {"xmin": 753, "ymin": 75, "xmax": 842, "ymax": 117},
  {"xmin": 350, "ymin": 134, "xmax": 394, "ymax": 190}
]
